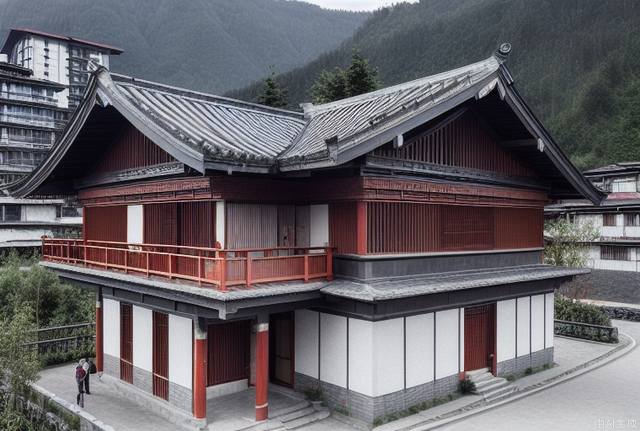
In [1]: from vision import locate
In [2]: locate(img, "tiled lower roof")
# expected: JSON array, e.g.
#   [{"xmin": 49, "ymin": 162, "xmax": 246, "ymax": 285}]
[{"xmin": 320, "ymin": 265, "xmax": 589, "ymax": 302}]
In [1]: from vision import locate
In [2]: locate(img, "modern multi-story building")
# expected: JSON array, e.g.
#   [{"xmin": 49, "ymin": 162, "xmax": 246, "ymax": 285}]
[
  {"xmin": 0, "ymin": 55, "xmax": 68, "ymax": 184},
  {"xmin": 547, "ymin": 163, "xmax": 640, "ymax": 292},
  {"xmin": 1, "ymin": 28, "xmax": 123, "ymax": 109},
  {"xmin": 11, "ymin": 47, "xmax": 602, "ymax": 426}
]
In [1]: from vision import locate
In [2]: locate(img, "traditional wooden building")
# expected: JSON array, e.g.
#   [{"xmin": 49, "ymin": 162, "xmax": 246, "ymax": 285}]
[{"xmin": 11, "ymin": 45, "xmax": 603, "ymax": 425}]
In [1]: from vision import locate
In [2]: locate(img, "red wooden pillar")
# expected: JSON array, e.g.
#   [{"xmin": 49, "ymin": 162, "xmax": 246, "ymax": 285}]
[
  {"xmin": 356, "ymin": 201, "xmax": 368, "ymax": 255},
  {"xmin": 193, "ymin": 319, "xmax": 207, "ymax": 421},
  {"xmin": 95, "ymin": 293, "xmax": 103, "ymax": 373},
  {"xmin": 255, "ymin": 317, "xmax": 269, "ymax": 421}
]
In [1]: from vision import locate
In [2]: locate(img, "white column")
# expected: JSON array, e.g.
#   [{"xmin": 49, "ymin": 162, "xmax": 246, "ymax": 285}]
[{"xmin": 216, "ymin": 201, "xmax": 225, "ymax": 248}]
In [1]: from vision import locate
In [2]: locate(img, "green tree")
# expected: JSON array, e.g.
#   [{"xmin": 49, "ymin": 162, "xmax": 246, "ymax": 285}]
[
  {"xmin": 544, "ymin": 218, "xmax": 598, "ymax": 267},
  {"xmin": 0, "ymin": 304, "xmax": 40, "ymax": 397},
  {"xmin": 257, "ymin": 69, "xmax": 288, "ymax": 108},
  {"xmin": 311, "ymin": 51, "xmax": 379, "ymax": 104}
]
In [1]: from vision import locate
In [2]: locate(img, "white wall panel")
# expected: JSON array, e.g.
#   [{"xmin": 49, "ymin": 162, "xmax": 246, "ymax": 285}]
[
  {"xmin": 406, "ymin": 313, "xmax": 434, "ymax": 388},
  {"xmin": 103, "ymin": 298, "xmax": 120, "ymax": 358},
  {"xmin": 320, "ymin": 313, "xmax": 347, "ymax": 388},
  {"xmin": 496, "ymin": 299, "xmax": 516, "ymax": 362},
  {"xmin": 168, "ymin": 314, "xmax": 192, "ymax": 389},
  {"xmin": 127, "ymin": 205, "xmax": 143, "ymax": 244},
  {"xmin": 545, "ymin": 293, "xmax": 555, "ymax": 348},
  {"xmin": 309, "ymin": 204, "xmax": 329, "ymax": 247},
  {"xmin": 435, "ymin": 309, "xmax": 459, "ymax": 379},
  {"xmin": 531, "ymin": 295, "xmax": 545, "ymax": 352},
  {"xmin": 348, "ymin": 318, "xmax": 373, "ymax": 396},
  {"xmin": 132, "ymin": 306, "xmax": 152, "ymax": 372},
  {"xmin": 373, "ymin": 318, "xmax": 404, "ymax": 396},
  {"xmin": 216, "ymin": 201, "xmax": 225, "ymax": 247},
  {"xmin": 517, "ymin": 297, "xmax": 531, "ymax": 357},
  {"xmin": 294, "ymin": 310, "xmax": 319, "ymax": 378}
]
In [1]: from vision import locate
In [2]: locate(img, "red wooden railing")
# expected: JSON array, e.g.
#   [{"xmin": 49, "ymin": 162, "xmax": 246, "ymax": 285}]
[{"xmin": 41, "ymin": 237, "xmax": 333, "ymax": 291}]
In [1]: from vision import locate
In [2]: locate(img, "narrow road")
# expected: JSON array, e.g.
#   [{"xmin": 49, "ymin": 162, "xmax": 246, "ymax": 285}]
[{"xmin": 440, "ymin": 320, "xmax": 640, "ymax": 431}]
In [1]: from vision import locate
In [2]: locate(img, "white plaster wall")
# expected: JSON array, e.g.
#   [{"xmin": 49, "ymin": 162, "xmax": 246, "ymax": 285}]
[
  {"xmin": 103, "ymin": 298, "xmax": 120, "ymax": 358},
  {"xmin": 348, "ymin": 318, "xmax": 373, "ymax": 396},
  {"xmin": 593, "ymin": 258, "xmax": 638, "ymax": 272},
  {"xmin": 602, "ymin": 226, "xmax": 624, "ymax": 237},
  {"xmin": 531, "ymin": 295, "xmax": 545, "ymax": 352},
  {"xmin": 516, "ymin": 297, "xmax": 531, "ymax": 357},
  {"xmin": 406, "ymin": 313, "xmax": 434, "ymax": 388},
  {"xmin": 372, "ymin": 318, "xmax": 404, "ymax": 396},
  {"xmin": 309, "ymin": 204, "xmax": 329, "ymax": 247},
  {"xmin": 216, "ymin": 201, "xmax": 225, "ymax": 248},
  {"xmin": 435, "ymin": 309, "xmax": 459, "ymax": 379},
  {"xmin": 545, "ymin": 293, "xmax": 554, "ymax": 348},
  {"xmin": 24, "ymin": 205, "xmax": 56, "ymax": 222},
  {"xmin": 319, "ymin": 313, "xmax": 347, "ymax": 388},
  {"xmin": 132, "ymin": 306, "xmax": 152, "ymax": 372},
  {"xmin": 168, "ymin": 314, "xmax": 192, "ymax": 389},
  {"xmin": 294, "ymin": 309, "xmax": 319, "ymax": 378},
  {"xmin": 458, "ymin": 309, "xmax": 465, "ymax": 372},
  {"xmin": 496, "ymin": 299, "xmax": 516, "ymax": 362},
  {"xmin": 127, "ymin": 205, "xmax": 143, "ymax": 244},
  {"xmin": 624, "ymin": 226, "xmax": 640, "ymax": 238}
]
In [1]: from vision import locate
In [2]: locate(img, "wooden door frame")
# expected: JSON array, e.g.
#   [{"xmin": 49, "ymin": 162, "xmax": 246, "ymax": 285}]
[
  {"xmin": 269, "ymin": 311, "xmax": 295, "ymax": 387},
  {"xmin": 464, "ymin": 303, "xmax": 497, "ymax": 374}
]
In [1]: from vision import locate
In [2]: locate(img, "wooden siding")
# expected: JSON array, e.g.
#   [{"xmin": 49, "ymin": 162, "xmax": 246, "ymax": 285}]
[
  {"xmin": 152, "ymin": 311, "xmax": 169, "ymax": 400},
  {"xmin": 93, "ymin": 124, "xmax": 175, "ymax": 174},
  {"xmin": 120, "ymin": 303, "xmax": 133, "ymax": 384},
  {"xmin": 329, "ymin": 202, "xmax": 358, "ymax": 254},
  {"xmin": 373, "ymin": 111, "xmax": 535, "ymax": 178},
  {"xmin": 143, "ymin": 202, "xmax": 215, "ymax": 248},
  {"xmin": 84, "ymin": 206, "xmax": 127, "ymax": 242},
  {"xmin": 144, "ymin": 203, "xmax": 178, "ymax": 245},
  {"xmin": 365, "ymin": 202, "xmax": 541, "ymax": 254},
  {"xmin": 226, "ymin": 204, "xmax": 279, "ymax": 249},
  {"xmin": 207, "ymin": 321, "xmax": 250, "ymax": 386}
]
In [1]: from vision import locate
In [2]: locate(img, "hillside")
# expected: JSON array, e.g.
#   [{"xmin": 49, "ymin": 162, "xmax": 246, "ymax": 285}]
[
  {"xmin": 229, "ymin": 0, "xmax": 640, "ymax": 170},
  {"xmin": 0, "ymin": 0, "xmax": 368, "ymax": 94}
]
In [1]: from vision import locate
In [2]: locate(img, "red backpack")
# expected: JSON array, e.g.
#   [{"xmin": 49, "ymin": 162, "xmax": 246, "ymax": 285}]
[{"xmin": 75, "ymin": 365, "xmax": 86, "ymax": 381}]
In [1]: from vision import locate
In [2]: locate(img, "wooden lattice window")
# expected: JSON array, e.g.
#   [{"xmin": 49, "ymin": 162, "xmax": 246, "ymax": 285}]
[
  {"xmin": 600, "ymin": 246, "xmax": 630, "ymax": 261},
  {"xmin": 153, "ymin": 311, "xmax": 169, "ymax": 400},
  {"xmin": 120, "ymin": 303, "xmax": 133, "ymax": 383},
  {"xmin": 624, "ymin": 213, "xmax": 640, "ymax": 227},
  {"xmin": 603, "ymin": 214, "xmax": 617, "ymax": 227}
]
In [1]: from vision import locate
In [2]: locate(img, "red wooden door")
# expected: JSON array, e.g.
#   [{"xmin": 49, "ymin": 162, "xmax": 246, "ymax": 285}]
[
  {"xmin": 270, "ymin": 312, "xmax": 294, "ymax": 387},
  {"xmin": 464, "ymin": 304, "xmax": 496, "ymax": 372},
  {"xmin": 120, "ymin": 303, "xmax": 133, "ymax": 383},
  {"xmin": 207, "ymin": 321, "xmax": 250, "ymax": 386},
  {"xmin": 152, "ymin": 311, "xmax": 169, "ymax": 400}
]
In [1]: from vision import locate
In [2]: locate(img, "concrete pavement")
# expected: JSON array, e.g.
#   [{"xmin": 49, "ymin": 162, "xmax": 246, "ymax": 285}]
[{"xmin": 438, "ymin": 320, "xmax": 640, "ymax": 431}]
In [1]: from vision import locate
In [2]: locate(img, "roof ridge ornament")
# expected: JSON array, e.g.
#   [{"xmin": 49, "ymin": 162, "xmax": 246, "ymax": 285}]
[{"xmin": 495, "ymin": 42, "xmax": 512, "ymax": 63}]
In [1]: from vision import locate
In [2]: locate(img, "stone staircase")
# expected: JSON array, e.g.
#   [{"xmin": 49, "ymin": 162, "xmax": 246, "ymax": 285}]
[
  {"xmin": 466, "ymin": 368, "xmax": 516, "ymax": 403},
  {"xmin": 240, "ymin": 400, "xmax": 330, "ymax": 431}
]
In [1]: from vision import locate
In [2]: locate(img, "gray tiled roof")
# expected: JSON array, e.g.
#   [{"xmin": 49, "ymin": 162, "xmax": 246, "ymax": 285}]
[{"xmin": 320, "ymin": 265, "xmax": 589, "ymax": 302}]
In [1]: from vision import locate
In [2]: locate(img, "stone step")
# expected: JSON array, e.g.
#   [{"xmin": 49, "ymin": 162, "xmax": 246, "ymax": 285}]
[
  {"xmin": 468, "ymin": 372, "xmax": 493, "ymax": 384},
  {"xmin": 278, "ymin": 406, "xmax": 317, "ymax": 423},
  {"xmin": 474, "ymin": 378, "xmax": 509, "ymax": 395},
  {"xmin": 271, "ymin": 401, "xmax": 311, "ymax": 419},
  {"xmin": 484, "ymin": 385, "xmax": 517, "ymax": 403},
  {"xmin": 283, "ymin": 410, "xmax": 330, "ymax": 430},
  {"xmin": 465, "ymin": 368, "xmax": 489, "ymax": 378}
]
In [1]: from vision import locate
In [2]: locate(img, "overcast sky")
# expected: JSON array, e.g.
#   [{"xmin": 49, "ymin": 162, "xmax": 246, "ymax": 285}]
[{"xmin": 301, "ymin": 0, "xmax": 418, "ymax": 11}]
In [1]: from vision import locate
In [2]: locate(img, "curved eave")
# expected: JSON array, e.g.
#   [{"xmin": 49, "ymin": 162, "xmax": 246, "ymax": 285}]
[
  {"xmin": 8, "ymin": 68, "xmax": 206, "ymax": 198},
  {"xmin": 497, "ymin": 66, "xmax": 605, "ymax": 205}
]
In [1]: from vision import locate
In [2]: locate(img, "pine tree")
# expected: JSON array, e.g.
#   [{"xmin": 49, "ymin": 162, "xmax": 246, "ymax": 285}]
[
  {"xmin": 257, "ymin": 69, "xmax": 288, "ymax": 108},
  {"xmin": 311, "ymin": 68, "xmax": 348, "ymax": 104},
  {"xmin": 345, "ymin": 50, "xmax": 379, "ymax": 97},
  {"xmin": 310, "ymin": 51, "xmax": 379, "ymax": 104}
]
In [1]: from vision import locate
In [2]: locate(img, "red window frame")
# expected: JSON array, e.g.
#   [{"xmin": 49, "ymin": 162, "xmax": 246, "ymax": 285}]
[{"xmin": 153, "ymin": 311, "xmax": 169, "ymax": 400}]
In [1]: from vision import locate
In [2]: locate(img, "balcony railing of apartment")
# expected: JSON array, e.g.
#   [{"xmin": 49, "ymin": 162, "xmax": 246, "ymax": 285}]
[
  {"xmin": 42, "ymin": 237, "xmax": 333, "ymax": 291},
  {"xmin": 0, "ymin": 91, "xmax": 59, "ymax": 105},
  {"xmin": 0, "ymin": 114, "xmax": 66, "ymax": 129},
  {"xmin": 0, "ymin": 137, "xmax": 53, "ymax": 149}
]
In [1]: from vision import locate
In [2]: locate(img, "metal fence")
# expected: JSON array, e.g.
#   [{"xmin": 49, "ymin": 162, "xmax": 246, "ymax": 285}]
[{"xmin": 25, "ymin": 322, "xmax": 95, "ymax": 355}]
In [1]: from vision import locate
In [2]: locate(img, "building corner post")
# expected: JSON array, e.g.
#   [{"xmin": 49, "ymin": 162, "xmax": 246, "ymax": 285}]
[
  {"xmin": 255, "ymin": 315, "xmax": 269, "ymax": 421},
  {"xmin": 95, "ymin": 290, "xmax": 103, "ymax": 373},
  {"xmin": 193, "ymin": 318, "xmax": 207, "ymax": 422},
  {"xmin": 356, "ymin": 201, "xmax": 367, "ymax": 255}
]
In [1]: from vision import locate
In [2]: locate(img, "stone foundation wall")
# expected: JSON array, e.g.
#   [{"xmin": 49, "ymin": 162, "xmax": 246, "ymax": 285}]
[
  {"xmin": 103, "ymin": 353, "xmax": 119, "ymax": 377},
  {"xmin": 295, "ymin": 372, "xmax": 459, "ymax": 423},
  {"xmin": 496, "ymin": 347, "xmax": 554, "ymax": 377}
]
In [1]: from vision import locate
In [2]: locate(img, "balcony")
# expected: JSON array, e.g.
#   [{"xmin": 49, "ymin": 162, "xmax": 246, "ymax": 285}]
[
  {"xmin": 0, "ymin": 91, "xmax": 59, "ymax": 106},
  {"xmin": 42, "ymin": 238, "xmax": 333, "ymax": 291}
]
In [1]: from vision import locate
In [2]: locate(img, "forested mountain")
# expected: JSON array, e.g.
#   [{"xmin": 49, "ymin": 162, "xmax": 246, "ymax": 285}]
[
  {"xmin": 230, "ymin": 0, "xmax": 640, "ymax": 170},
  {"xmin": 0, "ymin": 0, "xmax": 368, "ymax": 93}
]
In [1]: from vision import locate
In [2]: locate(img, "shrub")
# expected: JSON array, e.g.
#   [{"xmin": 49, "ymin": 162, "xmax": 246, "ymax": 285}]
[
  {"xmin": 458, "ymin": 378, "xmax": 476, "ymax": 394},
  {"xmin": 555, "ymin": 294, "xmax": 611, "ymax": 326},
  {"xmin": 303, "ymin": 387, "xmax": 322, "ymax": 402}
]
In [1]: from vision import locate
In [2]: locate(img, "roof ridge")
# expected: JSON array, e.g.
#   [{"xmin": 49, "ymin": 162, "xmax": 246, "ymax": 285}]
[
  {"xmin": 109, "ymin": 73, "xmax": 305, "ymax": 121},
  {"xmin": 302, "ymin": 55, "xmax": 499, "ymax": 116}
]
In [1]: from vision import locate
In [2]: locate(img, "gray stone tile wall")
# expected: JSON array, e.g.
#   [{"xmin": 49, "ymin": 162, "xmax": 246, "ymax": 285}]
[{"xmin": 496, "ymin": 347, "xmax": 554, "ymax": 377}]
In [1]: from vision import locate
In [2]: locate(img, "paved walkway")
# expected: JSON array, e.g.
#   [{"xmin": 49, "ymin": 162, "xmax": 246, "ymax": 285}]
[{"xmin": 437, "ymin": 320, "xmax": 640, "ymax": 431}]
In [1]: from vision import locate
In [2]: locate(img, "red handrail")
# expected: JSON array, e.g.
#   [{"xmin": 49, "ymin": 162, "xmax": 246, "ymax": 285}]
[{"xmin": 41, "ymin": 237, "xmax": 333, "ymax": 291}]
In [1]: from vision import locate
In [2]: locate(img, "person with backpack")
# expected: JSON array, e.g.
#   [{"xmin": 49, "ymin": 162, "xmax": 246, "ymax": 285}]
[
  {"xmin": 75, "ymin": 359, "xmax": 87, "ymax": 405},
  {"xmin": 82, "ymin": 357, "xmax": 92, "ymax": 395}
]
